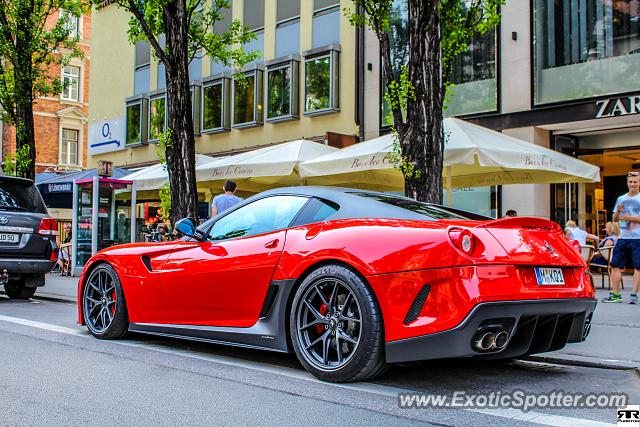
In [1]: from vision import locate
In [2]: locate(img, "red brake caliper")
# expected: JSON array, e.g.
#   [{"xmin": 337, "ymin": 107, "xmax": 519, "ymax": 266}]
[{"xmin": 317, "ymin": 303, "xmax": 328, "ymax": 334}]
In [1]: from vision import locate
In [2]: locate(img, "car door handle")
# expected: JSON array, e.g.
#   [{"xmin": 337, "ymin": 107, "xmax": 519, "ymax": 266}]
[{"xmin": 264, "ymin": 239, "xmax": 279, "ymax": 249}]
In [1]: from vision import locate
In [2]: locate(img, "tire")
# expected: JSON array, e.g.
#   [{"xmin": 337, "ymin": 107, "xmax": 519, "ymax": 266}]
[
  {"xmin": 4, "ymin": 281, "xmax": 37, "ymax": 300},
  {"xmin": 82, "ymin": 263, "xmax": 129, "ymax": 339},
  {"xmin": 289, "ymin": 264, "xmax": 386, "ymax": 383}
]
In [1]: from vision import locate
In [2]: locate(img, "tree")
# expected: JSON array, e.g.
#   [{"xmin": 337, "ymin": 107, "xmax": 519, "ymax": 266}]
[
  {"xmin": 346, "ymin": 0, "xmax": 501, "ymax": 203},
  {"xmin": 0, "ymin": 0, "xmax": 85, "ymax": 180},
  {"xmin": 96, "ymin": 0, "xmax": 258, "ymax": 225}
]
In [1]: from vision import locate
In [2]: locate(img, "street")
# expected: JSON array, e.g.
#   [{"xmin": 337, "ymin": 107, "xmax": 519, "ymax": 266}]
[{"xmin": 0, "ymin": 276, "xmax": 637, "ymax": 426}]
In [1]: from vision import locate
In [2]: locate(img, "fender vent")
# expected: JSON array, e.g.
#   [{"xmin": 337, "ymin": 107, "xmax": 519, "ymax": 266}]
[
  {"xmin": 404, "ymin": 285, "xmax": 431, "ymax": 325},
  {"xmin": 259, "ymin": 285, "xmax": 279, "ymax": 318},
  {"xmin": 141, "ymin": 256, "xmax": 153, "ymax": 272}
]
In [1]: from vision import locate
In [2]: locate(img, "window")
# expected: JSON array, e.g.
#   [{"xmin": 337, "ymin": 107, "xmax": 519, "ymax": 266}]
[
  {"xmin": 534, "ymin": 0, "xmax": 640, "ymax": 104},
  {"xmin": 276, "ymin": 0, "xmax": 300, "ymax": 57},
  {"xmin": 244, "ymin": 0, "xmax": 265, "ymax": 64},
  {"xmin": 266, "ymin": 59, "xmax": 299, "ymax": 122},
  {"xmin": 202, "ymin": 76, "xmax": 231, "ymax": 132},
  {"xmin": 148, "ymin": 95, "xmax": 166, "ymax": 141},
  {"xmin": 304, "ymin": 48, "xmax": 339, "ymax": 115},
  {"xmin": 134, "ymin": 41, "xmax": 151, "ymax": 95},
  {"xmin": 125, "ymin": 97, "xmax": 147, "ymax": 145},
  {"xmin": 211, "ymin": 2, "xmax": 233, "ymax": 75},
  {"xmin": 0, "ymin": 182, "xmax": 47, "ymax": 213},
  {"xmin": 60, "ymin": 128, "xmax": 79, "ymax": 166},
  {"xmin": 61, "ymin": 65, "xmax": 80, "ymax": 101},
  {"xmin": 291, "ymin": 198, "xmax": 339, "ymax": 226},
  {"xmin": 233, "ymin": 69, "xmax": 263, "ymax": 127},
  {"xmin": 189, "ymin": 54, "xmax": 203, "ymax": 82},
  {"xmin": 312, "ymin": 0, "xmax": 340, "ymax": 48},
  {"xmin": 207, "ymin": 195, "xmax": 308, "ymax": 241},
  {"xmin": 157, "ymin": 35, "xmax": 167, "ymax": 90},
  {"xmin": 60, "ymin": 10, "xmax": 80, "ymax": 39},
  {"xmin": 351, "ymin": 193, "xmax": 482, "ymax": 220},
  {"xmin": 191, "ymin": 84, "xmax": 201, "ymax": 135}
]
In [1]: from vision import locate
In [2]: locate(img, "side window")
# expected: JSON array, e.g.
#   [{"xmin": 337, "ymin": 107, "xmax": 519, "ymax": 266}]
[
  {"xmin": 207, "ymin": 195, "xmax": 308, "ymax": 241},
  {"xmin": 291, "ymin": 198, "xmax": 339, "ymax": 227}
]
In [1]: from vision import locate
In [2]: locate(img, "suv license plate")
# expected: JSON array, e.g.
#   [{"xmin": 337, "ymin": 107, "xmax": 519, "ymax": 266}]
[
  {"xmin": 0, "ymin": 233, "xmax": 19, "ymax": 244},
  {"xmin": 535, "ymin": 267, "xmax": 565, "ymax": 285}
]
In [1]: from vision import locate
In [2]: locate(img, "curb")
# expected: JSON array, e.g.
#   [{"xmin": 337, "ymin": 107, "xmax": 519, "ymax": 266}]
[
  {"xmin": 525, "ymin": 354, "xmax": 640, "ymax": 375},
  {"xmin": 0, "ymin": 290, "xmax": 76, "ymax": 305}
]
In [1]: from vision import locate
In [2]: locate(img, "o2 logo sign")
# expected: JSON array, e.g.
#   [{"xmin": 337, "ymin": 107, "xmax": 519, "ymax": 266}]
[{"xmin": 89, "ymin": 119, "xmax": 123, "ymax": 154}]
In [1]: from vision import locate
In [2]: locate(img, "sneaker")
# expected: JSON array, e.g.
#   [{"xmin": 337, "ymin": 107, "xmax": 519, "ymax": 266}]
[
  {"xmin": 602, "ymin": 293, "xmax": 622, "ymax": 303},
  {"xmin": 631, "ymin": 294, "xmax": 638, "ymax": 305}
]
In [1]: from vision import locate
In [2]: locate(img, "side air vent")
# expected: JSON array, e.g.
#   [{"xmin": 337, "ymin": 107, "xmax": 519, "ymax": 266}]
[
  {"xmin": 259, "ymin": 285, "xmax": 280, "ymax": 318},
  {"xmin": 141, "ymin": 256, "xmax": 153, "ymax": 272},
  {"xmin": 404, "ymin": 285, "xmax": 431, "ymax": 325}
]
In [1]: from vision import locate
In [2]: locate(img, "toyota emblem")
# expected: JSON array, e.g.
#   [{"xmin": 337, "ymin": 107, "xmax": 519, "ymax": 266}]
[{"xmin": 0, "ymin": 216, "xmax": 8, "ymax": 225}]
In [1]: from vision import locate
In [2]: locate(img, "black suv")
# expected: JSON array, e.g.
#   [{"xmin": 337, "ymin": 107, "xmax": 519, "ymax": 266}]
[{"xmin": 0, "ymin": 175, "xmax": 58, "ymax": 299}]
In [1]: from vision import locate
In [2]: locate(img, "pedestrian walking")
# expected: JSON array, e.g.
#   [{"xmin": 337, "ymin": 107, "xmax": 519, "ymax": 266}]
[
  {"xmin": 591, "ymin": 221, "xmax": 619, "ymax": 266},
  {"xmin": 211, "ymin": 180, "xmax": 243, "ymax": 217},
  {"xmin": 603, "ymin": 171, "xmax": 640, "ymax": 304},
  {"xmin": 564, "ymin": 220, "xmax": 599, "ymax": 246}
]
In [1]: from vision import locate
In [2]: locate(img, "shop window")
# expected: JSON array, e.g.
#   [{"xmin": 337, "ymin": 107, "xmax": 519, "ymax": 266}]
[
  {"xmin": 148, "ymin": 94, "xmax": 166, "ymax": 142},
  {"xmin": 304, "ymin": 48, "xmax": 339, "ymax": 115},
  {"xmin": 134, "ymin": 41, "xmax": 151, "ymax": 95},
  {"xmin": 312, "ymin": 1, "xmax": 340, "ymax": 48},
  {"xmin": 534, "ymin": 0, "xmax": 640, "ymax": 104},
  {"xmin": 60, "ymin": 128, "xmax": 79, "ymax": 166},
  {"xmin": 125, "ymin": 97, "xmax": 148, "ymax": 145},
  {"xmin": 202, "ymin": 75, "xmax": 231, "ymax": 133},
  {"xmin": 276, "ymin": 0, "xmax": 300, "ymax": 57},
  {"xmin": 61, "ymin": 65, "xmax": 80, "ymax": 102},
  {"xmin": 266, "ymin": 58, "xmax": 299, "ymax": 122},
  {"xmin": 233, "ymin": 68, "xmax": 263, "ymax": 128}
]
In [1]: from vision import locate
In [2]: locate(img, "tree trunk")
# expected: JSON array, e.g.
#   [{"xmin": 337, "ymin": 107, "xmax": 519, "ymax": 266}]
[
  {"xmin": 403, "ymin": 0, "xmax": 444, "ymax": 204},
  {"xmin": 14, "ymin": 9, "xmax": 36, "ymax": 181},
  {"xmin": 163, "ymin": 0, "xmax": 198, "ymax": 225}
]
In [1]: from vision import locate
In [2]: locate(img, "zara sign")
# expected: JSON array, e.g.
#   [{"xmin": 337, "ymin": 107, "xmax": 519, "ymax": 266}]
[{"xmin": 595, "ymin": 95, "xmax": 640, "ymax": 118}]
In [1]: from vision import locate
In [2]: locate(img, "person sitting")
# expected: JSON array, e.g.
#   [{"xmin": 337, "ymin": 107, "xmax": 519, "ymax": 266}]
[
  {"xmin": 152, "ymin": 224, "xmax": 169, "ymax": 242},
  {"xmin": 591, "ymin": 221, "xmax": 619, "ymax": 266},
  {"xmin": 564, "ymin": 220, "xmax": 599, "ymax": 246}
]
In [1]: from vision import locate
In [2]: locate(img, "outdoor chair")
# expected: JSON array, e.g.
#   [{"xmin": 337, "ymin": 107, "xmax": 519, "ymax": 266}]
[
  {"xmin": 590, "ymin": 246, "xmax": 613, "ymax": 289},
  {"xmin": 59, "ymin": 243, "xmax": 72, "ymax": 277}
]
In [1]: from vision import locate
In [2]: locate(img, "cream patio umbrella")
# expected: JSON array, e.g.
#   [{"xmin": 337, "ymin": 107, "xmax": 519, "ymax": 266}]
[
  {"xmin": 122, "ymin": 154, "xmax": 219, "ymax": 192},
  {"xmin": 299, "ymin": 118, "xmax": 601, "ymax": 200},
  {"xmin": 195, "ymin": 139, "xmax": 338, "ymax": 193}
]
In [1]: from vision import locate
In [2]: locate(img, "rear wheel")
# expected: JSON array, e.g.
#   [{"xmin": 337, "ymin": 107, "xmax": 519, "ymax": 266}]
[
  {"xmin": 4, "ymin": 281, "xmax": 37, "ymax": 300},
  {"xmin": 290, "ymin": 264, "xmax": 386, "ymax": 382},
  {"xmin": 82, "ymin": 263, "xmax": 129, "ymax": 339}
]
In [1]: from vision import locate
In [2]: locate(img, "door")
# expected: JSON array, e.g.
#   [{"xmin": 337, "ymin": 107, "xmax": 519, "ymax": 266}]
[{"xmin": 159, "ymin": 195, "xmax": 309, "ymax": 327}]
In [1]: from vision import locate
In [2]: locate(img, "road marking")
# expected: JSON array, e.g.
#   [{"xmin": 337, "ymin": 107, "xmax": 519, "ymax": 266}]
[{"xmin": 0, "ymin": 314, "xmax": 615, "ymax": 427}]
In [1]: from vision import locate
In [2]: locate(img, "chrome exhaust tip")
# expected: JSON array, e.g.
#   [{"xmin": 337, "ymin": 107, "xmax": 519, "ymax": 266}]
[
  {"xmin": 473, "ymin": 332, "xmax": 496, "ymax": 351},
  {"xmin": 494, "ymin": 331, "xmax": 508, "ymax": 349}
]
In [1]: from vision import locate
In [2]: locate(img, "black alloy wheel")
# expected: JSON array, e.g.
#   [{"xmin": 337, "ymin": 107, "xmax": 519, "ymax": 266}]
[
  {"xmin": 83, "ymin": 264, "xmax": 128, "ymax": 339},
  {"xmin": 290, "ymin": 264, "xmax": 386, "ymax": 383}
]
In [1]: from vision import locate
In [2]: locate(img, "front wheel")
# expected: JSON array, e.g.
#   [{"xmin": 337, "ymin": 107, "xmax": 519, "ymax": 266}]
[
  {"xmin": 289, "ymin": 264, "xmax": 386, "ymax": 383},
  {"xmin": 82, "ymin": 263, "xmax": 129, "ymax": 339},
  {"xmin": 4, "ymin": 281, "xmax": 37, "ymax": 299}
]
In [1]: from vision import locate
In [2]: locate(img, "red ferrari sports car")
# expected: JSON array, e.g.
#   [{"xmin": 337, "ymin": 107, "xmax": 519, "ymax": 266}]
[{"xmin": 77, "ymin": 187, "xmax": 595, "ymax": 382}]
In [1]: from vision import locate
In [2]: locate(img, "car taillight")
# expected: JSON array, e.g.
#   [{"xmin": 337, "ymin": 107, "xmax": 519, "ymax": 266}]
[
  {"xmin": 38, "ymin": 218, "xmax": 58, "ymax": 236},
  {"xmin": 448, "ymin": 228, "xmax": 475, "ymax": 256},
  {"xmin": 50, "ymin": 249, "xmax": 58, "ymax": 261}
]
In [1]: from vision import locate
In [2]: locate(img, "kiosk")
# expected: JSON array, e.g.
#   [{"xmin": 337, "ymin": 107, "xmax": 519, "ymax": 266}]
[{"xmin": 72, "ymin": 175, "xmax": 136, "ymax": 276}]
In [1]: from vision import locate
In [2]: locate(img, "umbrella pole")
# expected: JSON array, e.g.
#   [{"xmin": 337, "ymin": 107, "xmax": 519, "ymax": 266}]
[{"xmin": 445, "ymin": 166, "xmax": 452, "ymax": 207}]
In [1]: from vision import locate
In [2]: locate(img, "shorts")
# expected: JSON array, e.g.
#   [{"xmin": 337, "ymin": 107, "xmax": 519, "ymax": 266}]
[{"xmin": 610, "ymin": 239, "xmax": 640, "ymax": 269}]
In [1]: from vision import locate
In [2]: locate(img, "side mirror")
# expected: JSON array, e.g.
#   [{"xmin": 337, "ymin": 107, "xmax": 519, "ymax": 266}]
[{"xmin": 174, "ymin": 217, "xmax": 197, "ymax": 238}]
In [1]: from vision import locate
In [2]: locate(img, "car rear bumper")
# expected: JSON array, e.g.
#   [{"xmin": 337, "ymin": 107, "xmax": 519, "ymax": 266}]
[
  {"xmin": 385, "ymin": 298, "xmax": 596, "ymax": 363},
  {"xmin": 0, "ymin": 258, "xmax": 56, "ymax": 276}
]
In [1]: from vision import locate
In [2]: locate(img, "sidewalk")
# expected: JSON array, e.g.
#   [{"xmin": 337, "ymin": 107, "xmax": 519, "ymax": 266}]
[{"xmin": 34, "ymin": 273, "xmax": 640, "ymax": 371}]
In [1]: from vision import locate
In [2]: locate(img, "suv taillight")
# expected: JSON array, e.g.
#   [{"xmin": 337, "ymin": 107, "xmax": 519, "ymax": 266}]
[{"xmin": 38, "ymin": 218, "xmax": 58, "ymax": 236}]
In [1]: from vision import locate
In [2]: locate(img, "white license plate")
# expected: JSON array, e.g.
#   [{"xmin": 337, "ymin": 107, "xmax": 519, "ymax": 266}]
[
  {"xmin": 0, "ymin": 233, "xmax": 19, "ymax": 244},
  {"xmin": 535, "ymin": 267, "xmax": 565, "ymax": 285}
]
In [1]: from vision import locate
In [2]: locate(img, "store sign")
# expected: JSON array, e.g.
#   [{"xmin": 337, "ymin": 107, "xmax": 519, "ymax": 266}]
[
  {"xmin": 595, "ymin": 96, "xmax": 640, "ymax": 119},
  {"xmin": 88, "ymin": 118, "xmax": 125, "ymax": 155},
  {"xmin": 46, "ymin": 183, "xmax": 72, "ymax": 193},
  {"xmin": 97, "ymin": 160, "xmax": 113, "ymax": 177}
]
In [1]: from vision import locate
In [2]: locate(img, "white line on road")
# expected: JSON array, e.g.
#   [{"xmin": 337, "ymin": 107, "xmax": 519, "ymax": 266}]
[{"xmin": 0, "ymin": 314, "xmax": 615, "ymax": 427}]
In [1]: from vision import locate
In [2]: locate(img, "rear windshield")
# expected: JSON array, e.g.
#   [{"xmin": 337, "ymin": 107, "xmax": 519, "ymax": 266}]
[
  {"xmin": 351, "ymin": 192, "xmax": 486, "ymax": 220},
  {"xmin": 0, "ymin": 180, "xmax": 47, "ymax": 213}
]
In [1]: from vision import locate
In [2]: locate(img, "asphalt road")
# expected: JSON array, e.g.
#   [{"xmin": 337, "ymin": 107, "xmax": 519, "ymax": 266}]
[{"xmin": 0, "ymin": 295, "xmax": 638, "ymax": 426}]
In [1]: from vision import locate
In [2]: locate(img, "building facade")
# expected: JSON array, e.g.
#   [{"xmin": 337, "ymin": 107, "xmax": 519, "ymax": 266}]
[
  {"xmin": 362, "ymin": 0, "xmax": 640, "ymax": 234},
  {"xmin": 1, "ymin": 10, "xmax": 91, "ymax": 175},
  {"xmin": 87, "ymin": 0, "xmax": 359, "ymax": 175}
]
